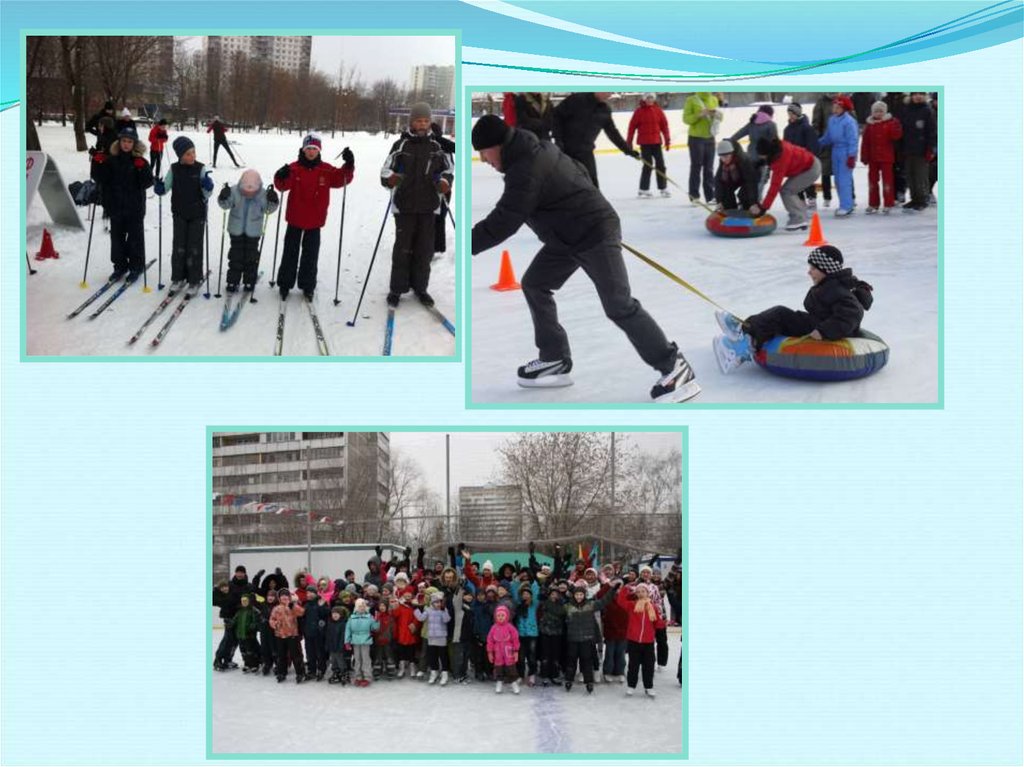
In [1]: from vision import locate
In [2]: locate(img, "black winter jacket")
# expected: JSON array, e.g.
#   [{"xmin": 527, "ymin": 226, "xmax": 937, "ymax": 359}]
[
  {"xmin": 514, "ymin": 93, "xmax": 554, "ymax": 142},
  {"xmin": 563, "ymin": 586, "xmax": 619, "ymax": 643},
  {"xmin": 783, "ymin": 116, "xmax": 820, "ymax": 155},
  {"xmin": 552, "ymin": 92, "xmax": 630, "ymax": 157},
  {"xmin": 381, "ymin": 131, "xmax": 453, "ymax": 215},
  {"xmin": 90, "ymin": 140, "xmax": 153, "ymax": 219},
  {"xmin": 714, "ymin": 145, "xmax": 760, "ymax": 209},
  {"xmin": 898, "ymin": 101, "xmax": 937, "ymax": 156},
  {"xmin": 471, "ymin": 128, "xmax": 619, "ymax": 255},
  {"xmin": 803, "ymin": 268, "xmax": 873, "ymax": 340}
]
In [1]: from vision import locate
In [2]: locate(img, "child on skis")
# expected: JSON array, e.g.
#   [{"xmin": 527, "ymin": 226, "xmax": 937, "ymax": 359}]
[
  {"xmin": 325, "ymin": 604, "xmax": 350, "ymax": 684},
  {"xmin": 268, "ymin": 588, "xmax": 307, "ymax": 683},
  {"xmin": 216, "ymin": 170, "xmax": 279, "ymax": 296},
  {"xmin": 381, "ymin": 102, "xmax": 454, "ymax": 308},
  {"xmin": 713, "ymin": 245, "xmax": 875, "ymax": 374},
  {"xmin": 345, "ymin": 598, "xmax": 379, "ymax": 687},
  {"xmin": 414, "ymin": 591, "xmax": 452, "ymax": 685},
  {"xmin": 860, "ymin": 100, "xmax": 903, "ymax": 213},
  {"xmin": 487, "ymin": 605, "xmax": 521, "ymax": 694},
  {"xmin": 154, "ymin": 137, "xmax": 213, "ymax": 296},
  {"xmin": 89, "ymin": 126, "xmax": 154, "ymax": 282},
  {"xmin": 272, "ymin": 133, "xmax": 355, "ymax": 301}
]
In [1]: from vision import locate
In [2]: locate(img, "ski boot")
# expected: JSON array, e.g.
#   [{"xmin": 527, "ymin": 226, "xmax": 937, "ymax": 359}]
[
  {"xmin": 386, "ymin": 292, "xmax": 400, "ymax": 308},
  {"xmin": 713, "ymin": 333, "xmax": 752, "ymax": 375},
  {"xmin": 517, "ymin": 358, "xmax": 573, "ymax": 388},
  {"xmin": 185, "ymin": 282, "xmax": 201, "ymax": 298},
  {"xmin": 226, "ymin": 283, "xmax": 239, "ymax": 294},
  {"xmin": 226, "ymin": 661, "xmax": 238, "ymax": 669},
  {"xmin": 303, "ymin": 289, "xmax": 314, "ymax": 302},
  {"xmin": 651, "ymin": 347, "xmax": 700, "ymax": 403},
  {"xmin": 415, "ymin": 290, "xmax": 434, "ymax": 307},
  {"xmin": 109, "ymin": 267, "xmax": 128, "ymax": 283},
  {"xmin": 169, "ymin": 279, "xmax": 186, "ymax": 295},
  {"xmin": 125, "ymin": 269, "xmax": 142, "ymax": 285}
]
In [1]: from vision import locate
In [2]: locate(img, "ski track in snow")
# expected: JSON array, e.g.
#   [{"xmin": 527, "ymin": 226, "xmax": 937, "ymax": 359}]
[
  {"xmin": 470, "ymin": 104, "xmax": 939, "ymax": 404},
  {"xmin": 210, "ymin": 628, "xmax": 683, "ymax": 754},
  {"xmin": 27, "ymin": 125, "xmax": 456, "ymax": 357}
]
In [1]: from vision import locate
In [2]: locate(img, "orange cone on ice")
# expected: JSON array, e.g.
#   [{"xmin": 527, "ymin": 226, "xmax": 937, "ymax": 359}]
[
  {"xmin": 802, "ymin": 213, "xmax": 829, "ymax": 247},
  {"xmin": 34, "ymin": 228, "xmax": 59, "ymax": 260},
  {"xmin": 490, "ymin": 250, "xmax": 521, "ymax": 291}
]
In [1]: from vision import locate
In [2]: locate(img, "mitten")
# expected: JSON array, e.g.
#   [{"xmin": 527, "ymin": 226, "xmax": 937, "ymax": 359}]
[
  {"xmin": 846, "ymin": 155, "xmax": 856, "ymax": 169},
  {"xmin": 201, "ymin": 173, "xmax": 214, "ymax": 193},
  {"xmin": 341, "ymin": 147, "xmax": 354, "ymax": 166},
  {"xmin": 266, "ymin": 187, "xmax": 279, "ymax": 205},
  {"xmin": 153, "ymin": 180, "xmax": 166, "ymax": 196},
  {"xmin": 275, "ymin": 164, "xmax": 290, "ymax": 180},
  {"xmin": 218, "ymin": 184, "xmax": 231, "ymax": 203}
]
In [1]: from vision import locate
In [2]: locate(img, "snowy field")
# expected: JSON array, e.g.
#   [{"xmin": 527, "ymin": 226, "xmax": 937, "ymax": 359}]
[
  {"xmin": 470, "ymin": 104, "xmax": 939, "ymax": 404},
  {"xmin": 211, "ymin": 627, "xmax": 684, "ymax": 755},
  {"xmin": 26, "ymin": 124, "xmax": 456, "ymax": 357}
]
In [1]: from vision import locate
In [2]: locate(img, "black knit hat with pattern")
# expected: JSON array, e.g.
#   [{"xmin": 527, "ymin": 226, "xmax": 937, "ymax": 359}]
[{"xmin": 807, "ymin": 245, "xmax": 844, "ymax": 275}]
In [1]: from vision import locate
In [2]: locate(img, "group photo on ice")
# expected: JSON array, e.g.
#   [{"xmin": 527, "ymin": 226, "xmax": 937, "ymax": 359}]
[
  {"xmin": 25, "ymin": 35, "xmax": 456, "ymax": 357},
  {"xmin": 470, "ymin": 90, "xmax": 939, "ymax": 405},
  {"xmin": 211, "ymin": 430, "xmax": 685, "ymax": 755}
]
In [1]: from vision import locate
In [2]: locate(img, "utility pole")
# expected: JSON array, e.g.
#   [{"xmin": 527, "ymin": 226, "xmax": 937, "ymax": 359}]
[
  {"xmin": 445, "ymin": 433, "xmax": 451, "ymax": 543},
  {"xmin": 610, "ymin": 432, "xmax": 616, "ymax": 561},
  {"xmin": 306, "ymin": 437, "xmax": 312, "ymax": 573}
]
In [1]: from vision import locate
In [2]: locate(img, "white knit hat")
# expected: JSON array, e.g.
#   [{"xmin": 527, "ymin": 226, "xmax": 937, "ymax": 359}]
[{"xmin": 482, "ymin": 560, "xmax": 494, "ymax": 572}]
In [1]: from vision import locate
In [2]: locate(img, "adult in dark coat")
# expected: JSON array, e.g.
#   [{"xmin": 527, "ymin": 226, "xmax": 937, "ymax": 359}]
[
  {"xmin": 713, "ymin": 139, "xmax": 760, "ymax": 211},
  {"xmin": 206, "ymin": 116, "xmax": 240, "ymax": 168},
  {"xmin": 783, "ymin": 104, "xmax": 821, "ymax": 206},
  {"xmin": 551, "ymin": 92, "xmax": 638, "ymax": 188},
  {"xmin": 470, "ymin": 116, "xmax": 699, "ymax": 402},
  {"xmin": 85, "ymin": 100, "xmax": 116, "ymax": 151},
  {"xmin": 212, "ymin": 565, "xmax": 253, "ymax": 670},
  {"xmin": 513, "ymin": 93, "xmax": 555, "ymax": 142},
  {"xmin": 899, "ymin": 92, "xmax": 937, "ymax": 210},
  {"xmin": 883, "ymin": 92, "xmax": 909, "ymax": 201},
  {"xmin": 811, "ymin": 93, "xmax": 835, "ymax": 205}
]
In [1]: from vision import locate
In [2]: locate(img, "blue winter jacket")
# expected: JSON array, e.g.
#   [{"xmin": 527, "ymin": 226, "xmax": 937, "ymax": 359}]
[
  {"xmin": 472, "ymin": 599, "xmax": 496, "ymax": 639},
  {"xmin": 783, "ymin": 116, "xmax": 820, "ymax": 155},
  {"xmin": 345, "ymin": 611, "xmax": 379, "ymax": 645},
  {"xmin": 819, "ymin": 112, "xmax": 858, "ymax": 163},
  {"xmin": 217, "ymin": 184, "xmax": 278, "ymax": 238},
  {"xmin": 511, "ymin": 580, "xmax": 539, "ymax": 637}
]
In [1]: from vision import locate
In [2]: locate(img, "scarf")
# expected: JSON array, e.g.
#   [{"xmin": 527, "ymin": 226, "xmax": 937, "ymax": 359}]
[{"xmin": 633, "ymin": 596, "xmax": 657, "ymax": 621}]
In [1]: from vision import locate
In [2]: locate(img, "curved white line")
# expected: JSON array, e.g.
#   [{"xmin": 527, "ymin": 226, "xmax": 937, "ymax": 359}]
[{"xmin": 460, "ymin": 0, "xmax": 729, "ymax": 60}]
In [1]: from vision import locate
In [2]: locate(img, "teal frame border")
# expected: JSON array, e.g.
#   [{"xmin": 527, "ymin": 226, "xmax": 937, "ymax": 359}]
[
  {"xmin": 205, "ymin": 424, "xmax": 689, "ymax": 761},
  {"xmin": 19, "ymin": 29, "xmax": 463, "ymax": 363},
  {"xmin": 462, "ymin": 85, "xmax": 944, "ymax": 411}
]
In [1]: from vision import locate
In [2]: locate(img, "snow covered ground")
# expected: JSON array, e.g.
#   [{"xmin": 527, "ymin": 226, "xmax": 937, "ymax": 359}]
[
  {"xmin": 26, "ymin": 125, "xmax": 456, "ymax": 357},
  {"xmin": 470, "ymin": 104, "xmax": 939, "ymax": 404},
  {"xmin": 211, "ymin": 627, "xmax": 684, "ymax": 755}
]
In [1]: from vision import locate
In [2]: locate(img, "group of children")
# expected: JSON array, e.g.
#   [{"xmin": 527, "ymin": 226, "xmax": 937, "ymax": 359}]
[
  {"xmin": 213, "ymin": 544, "xmax": 683, "ymax": 698},
  {"xmin": 83, "ymin": 104, "xmax": 453, "ymax": 307}
]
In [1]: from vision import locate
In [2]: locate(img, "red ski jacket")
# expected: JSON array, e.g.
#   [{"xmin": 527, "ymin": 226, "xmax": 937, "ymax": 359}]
[
  {"xmin": 627, "ymin": 102, "xmax": 670, "ymax": 147},
  {"xmin": 761, "ymin": 141, "xmax": 816, "ymax": 211},
  {"xmin": 273, "ymin": 157, "xmax": 354, "ymax": 230},
  {"xmin": 860, "ymin": 115, "xmax": 903, "ymax": 165},
  {"xmin": 148, "ymin": 124, "xmax": 168, "ymax": 153},
  {"xmin": 393, "ymin": 602, "xmax": 421, "ymax": 646},
  {"xmin": 617, "ymin": 587, "xmax": 657, "ymax": 644}
]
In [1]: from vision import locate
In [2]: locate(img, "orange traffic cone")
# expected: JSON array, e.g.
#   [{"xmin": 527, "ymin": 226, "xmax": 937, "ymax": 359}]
[
  {"xmin": 490, "ymin": 250, "xmax": 521, "ymax": 291},
  {"xmin": 802, "ymin": 212, "xmax": 828, "ymax": 247},
  {"xmin": 34, "ymin": 228, "xmax": 59, "ymax": 260}
]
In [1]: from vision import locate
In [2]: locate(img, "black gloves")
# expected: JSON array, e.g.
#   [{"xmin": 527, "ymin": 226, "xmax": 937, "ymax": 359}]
[
  {"xmin": 341, "ymin": 147, "xmax": 354, "ymax": 166},
  {"xmin": 218, "ymin": 183, "xmax": 231, "ymax": 203},
  {"xmin": 528, "ymin": 541, "xmax": 536, "ymax": 554},
  {"xmin": 266, "ymin": 186, "xmax": 279, "ymax": 205},
  {"xmin": 275, "ymin": 164, "xmax": 290, "ymax": 180},
  {"xmin": 375, "ymin": 545, "xmax": 383, "ymax": 558}
]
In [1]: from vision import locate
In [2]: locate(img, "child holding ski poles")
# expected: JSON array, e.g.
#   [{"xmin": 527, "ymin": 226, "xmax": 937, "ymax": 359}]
[
  {"xmin": 154, "ymin": 137, "xmax": 213, "ymax": 296},
  {"xmin": 217, "ymin": 169, "xmax": 279, "ymax": 296}
]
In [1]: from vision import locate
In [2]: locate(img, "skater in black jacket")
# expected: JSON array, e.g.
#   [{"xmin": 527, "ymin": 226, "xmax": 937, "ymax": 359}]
[
  {"xmin": 552, "ymin": 92, "xmax": 638, "ymax": 188},
  {"xmin": 471, "ymin": 115, "xmax": 699, "ymax": 403}
]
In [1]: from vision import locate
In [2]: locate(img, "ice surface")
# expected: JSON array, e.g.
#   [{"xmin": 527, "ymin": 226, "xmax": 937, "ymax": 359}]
[
  {"xmin": 27, "ymin": 125, "xmax": 456, "ymax": 357},
  {"xmin": 211, "ymin": 627, "xmax": 684, "ymax": 755},
  {"xmin": 470, "ymin": 105, "xmax": 938, "ymax": 404}
]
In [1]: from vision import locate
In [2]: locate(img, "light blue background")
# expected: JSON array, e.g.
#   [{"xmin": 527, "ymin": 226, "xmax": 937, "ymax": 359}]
[{"xmin": 1, "ymin": 2, "xmax": 1021, "ymax": 765}]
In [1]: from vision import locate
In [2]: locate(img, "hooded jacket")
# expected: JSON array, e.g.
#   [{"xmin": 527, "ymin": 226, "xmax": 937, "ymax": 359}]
[
  {"xmin": 730, "ymin": 114, "xmax": 779, "ymax": 163},
  {"xmin": 538, "ymin": 597, "xmax": 567, "ymax": 636},
  {"xmin": 511, "ymin": 580, "xmax": 540, "ymax": 637},
  {"xmin": 269, "ymin": 600, "xmax": 304, "ymax": 638},
  {"xmin": 471, "ymin": 128, "xmax": 619, "ymax": 256},
  {"xmin": 860, "ymin": 112, "xmax": 903, "ymax": 165},
  {"xmin": 345, "ymin": 610, "xmax": 379, "ymax": 645},
  {"xmin": 218, "ymin": 170, "xmax": 278, "ymax": 237},
  {"xmin": 819, "ymin": 110, "xmax": 859, "ymax": 164},
  {"xmin": 90, "ymin": 137, "xmax": 153, "ymax": 219},
  {"xmin": 381, "ymin": 131, "xmax": 453, "ymax": 215},
  {"xmin": 486, "ymin": 606, "xmax": 521, "ymax": 665},
  {"xmin": 783, "ymin": 115, "xmax": 820, "ymax": 155},
  {"xmin": 563, "ymin": 586, "xmax": 619, "ymax": 643},
  {"xmin": 393, "ymin": 601, "xmax": 422, "ymax": 646},
  {"xmin": 324, "ymin": 610, "xmax": 349, "ymax": 653},
  {"xmin": 802, "ymin": 269, "xmax": 872, "ymax": 340},
  {"xmin": 898, "ymin": 99, "xmax": 937, "ymax": 156},
  {"xmin": 414, "ymin": 603, "xmax": 452, "ymax": 645}
]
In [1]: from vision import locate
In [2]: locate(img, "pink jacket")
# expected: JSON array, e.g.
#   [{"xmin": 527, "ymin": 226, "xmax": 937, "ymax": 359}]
[{"xmin": 486, "ymin": 606, "xmax": 520, "ymax": 666}]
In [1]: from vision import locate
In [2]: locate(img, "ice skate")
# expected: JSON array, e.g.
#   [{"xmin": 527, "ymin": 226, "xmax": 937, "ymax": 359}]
[
  {"xmin": 626, "ymin": 687, "xmax": 635, "ymax": 697},
  {"xmin": 637, "ymin": 189, "xmax": 653, "ymax": 198},
  {"xmin": 882, "ymin": 206, "xmax": 894, "ymax": 215},
  {"xmin": 517, "ymin": 358, "xmax": 573, "ymax": 388},
  {"xmin": 865, "ymin": 207, "xmax": 879, "ymax": 215},
  {"xmin": 714, "ymin": 333, "xmax": 752, "ymax": 375},
  {"xmin": 651, "ymin": 349, "xmax": 700, "ymax": 403},
  {"xmin": 565, "ymin": 681, "xmax": 573, "ymax": 692},
  {"xmin": 822, "ymin": 198, "xmax": 832, "ymax": 208},
  {"xmin": 328, "ymin": 671, "xmax": 342, "ymax": 684},
  {"xmin": 644, "ymin": 688, "xmax": 657, "ymax": 698},
  {"xmin": 396, "ymin": 661, "xmax": 406, "ymax": 679},
  {"xmin": 277, "ymin": 675, "xmax": 286, "ymax": 683},
  {"xmin": 495, "ymin": 680, "xmax": 503, "ymax": 694},
  {"xmin": 439, "ymin": 671, "xmax": 449, "ymax": 686},
  {"xmin": 428, "ymin": 670, "xmax": 439, "ymax": 685},
  {"xmin": 511, "ymin": 680, "xmax": 521, "ymax": 694},
  {"xmin": 527, "ymin": 674, "xmax": 536, "ymax": 687},
  {"xmin": 714, "ymin": 310, "xmax": 745, "ymax": 339},
  {"xmin": 784, "ymin": 220, "xmax": 809, "ymax": 232},
  {"xmin": 415, "ymin": 669, "xmax": 425, "ymax": 679},
  {"xmin": 835, "ymin": 208, "xmax": 853, "ymax": 217},
  {"xmin": 659, "ymin": 189, "xmax": 671, "ymax": 198},
  {"xmin": 806, "ymin": 198, "xmax": 817, "ymax": 210}
]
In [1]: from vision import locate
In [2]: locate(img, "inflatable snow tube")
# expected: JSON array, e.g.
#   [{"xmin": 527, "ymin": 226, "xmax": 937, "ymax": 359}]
[
  {"xmin": 705, "ymin": 210, "xmax": 777, "ymax": 238},
  {"xmin": 753, "ymin": 330, "xmax": 889, "ymax": 382}
]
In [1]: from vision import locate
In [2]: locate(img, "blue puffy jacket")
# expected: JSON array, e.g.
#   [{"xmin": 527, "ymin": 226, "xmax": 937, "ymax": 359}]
[
  {"xmin": 345, "ymin": 611, "xmax": 379, "ymax": 645},
  {"xmin": 511, "ymin": 580, "xmax": 539, "ymax": 637},
  {"xmin": 819, "ymin": 112, "xmax": 858, "ymax": 163}
]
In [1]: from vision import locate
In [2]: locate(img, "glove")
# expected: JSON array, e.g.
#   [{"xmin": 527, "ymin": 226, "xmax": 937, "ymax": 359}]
[
  {"xmin": 665, "ymin": 142, "xmax": 671, "ymax": 151},
  {"xmin": 925, "ymin": 149, "xmax": 936, "ymax": 163},
  {"xmin": 153, "ymin": 180, "xmax": 166, "ymax": 196},
  {"xmin": 749, "ymin": 204, "xmax": 763, "ymax": 216},
  {"xmin": 266, "ymin": 186, "xmax": 279, "ymax": 205},
  {"xmin": 201, "ymin": 173, "xmax": 214, "ymax": 193},
  {"xmin": 404, "ymin": 546, "xmax": 412, "ymax": 558},
  {"xmin": 447, "ymin": 546, "xmax": 456, "ymax": 559},
  {"xmin": 344, "ymin": 643, "xmax": 352, "ymax": 651},
  {"xmin": 628, "ymin": 149, "xmax": 641, "ymax": 159},
  {"xmin": 218, "ymin": 183, "xmax": 231, "ymax": 203},
  {"xmin": 375, "ymin": 545, "xmax": 383, "ymax": 558},
  {"xmin": 431, "ymin": 122, "xmax": 443, "ymax": 139},
  {"xmin": 528, "ymin": 541, "xmax": 535, "ymax": 554},
  {"xmin": 133, "ymin": 157, "xmax": 146, "ymax": 169},
  {"xmin": 385, "ymin": 173, "xmax": 401, "ymax": 188},
  {"xmin": 417, "ymin": 547, "xmax": 425, "ymax": 559},
  {"xmin": 341, "ymin": 147, "xmax": 354, "ymax": 166},
  {"xmin": 846, "ymin": 155, "xmax": 856, "ymax": 169},
  {"xmin": 275, "ymin": 164, "xmax": 290, "ymax": 180}
]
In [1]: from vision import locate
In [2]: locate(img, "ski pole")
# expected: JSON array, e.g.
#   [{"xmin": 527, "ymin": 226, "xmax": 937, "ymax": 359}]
[
  {"xmin": 203, "ymin": 214, "xmax": 212, "ymax": 299},
  {"xmin": 346, "ymin": 197, "xmax": 392, "ymax": 327},
  {"xmin": 157, "ymin": 190, "xmax": 164, "ymax": 289},
  {"xmin": 252, "ymin": 188, "xmax": 273, "ymax": 303},
  {"xmin": 26, "ymin": 251, "xmax": 37, "ymax": 276},
  {"xmin": 332, "ymin": 185, "xmax": 347, "ymax": 306},
  {"xmin": 620, "ymin": 240, "xmax": 739, "ymax": 317},
  {"xmin": 214, "ymin": 195, "xmax": 228, "ymax": 298},
  {"xmin": 269, "ymin": 189, "xmax": 286, "ymax": 287},
  {"xmin": 446, "ymin": 202, "xmax": 456, "ymax": 229},
  {"xmin": 80, "ymin": 202, "xmax": 97, "ymax": 288}
]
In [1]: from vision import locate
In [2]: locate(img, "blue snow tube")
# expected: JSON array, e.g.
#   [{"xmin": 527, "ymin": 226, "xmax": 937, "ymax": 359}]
[
  {"xmin": 753, "ymin": 329, "xmax": 890, "ymax": 381},
  {"xmin": 706, "ymin": 210, "xmax": 777, "ymax": 238}
]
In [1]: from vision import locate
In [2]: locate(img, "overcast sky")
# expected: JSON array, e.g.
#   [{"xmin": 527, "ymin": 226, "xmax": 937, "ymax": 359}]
[
  {"xmin": 180, "ymin": 36, "xmax": 454, "ymax": 88},
  {"xmin": 389, "ymin": 432, "xmax": 683, "ymax": 502}
]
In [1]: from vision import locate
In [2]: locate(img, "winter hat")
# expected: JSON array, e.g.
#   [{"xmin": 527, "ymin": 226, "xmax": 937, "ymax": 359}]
[
  {"xmin": 409, "ymin": 102, "xmax": 432, "ymax": 121},
  {"xmin": 239, "ymin": 169, "xmax": 262, "ymax": 196},
  {"xmin": 430, "ymin": 592, "xmax": 444, "ymax": 604},
  {"xmin": 345, "ymin": 583, "xmax": 358, "ymax": 594},
  {"xmin": 471, "ymin": 115, "xmax": 509, "ymax": 150},
  {"xmin": 639, "ymin": 565, "xmax": 653, "ymax": 575},
  {"xmin": 394, "ymin": 571, "xmax": 409, "ymax": 583},
  {"xmin": 754, "ymin": 111, "xmax": 774, "ymax": 125},
  {"xmin": 716, "ymin": 139, "xmax": 735, "ymax": 156},
  {"xmin": 120, "ymin": 107, "xmax": 132, "ymax": 118},
  {"xmin": 584, "ymin": 567, "xmax": 598, "ymax": 577},
  {"xmin": 871, "ymin": 100, "xmax": 887, "ymax": 115},
  {"xmin": 494, "ymin": 605, "xmax": 511, "ymax": 621},
  {"xmin": 833, "ymin": 95, "xmax": 855, "ymax": 113},
  {"xmin": 103, "ymin": 99, "xmax": 114, "ymax": 111},
  {"xmin": 331, "ymin": 605, "xmax": 345, "ymax": 617},
  {"xmin": 787, "ymin": 103, "xmax": 803, "ymax": 117},
  {"xmin": 306, "ymin": 586, "xmax": 317, "ymax": 597},
  {"xmin": 757, "ymin": 105, "xmax": 774, "ymax": 116},
  {"xmin": 355, "ymin": 598, "xmax": 368, "ymax": 612},
  {"xmin": 118, "ymin": 125, "xmax": 138, "ymax": 141},
  {"xmin": 158, "ymin": 118, "xmax": 168, "ymax": 125},
  {"xmin": 485, "ymin": 584, "xmax": 498, "ymax": 593},
  {"xmin": 573, "ymin": 585, "xmax": 587, "ymax": 597},
  {"xmin": 482, "ymin": 560, "xmax": 494, "ymax": 573},
  {"xmin": 807, "ymin": 245, "xmax": 844, "ymax": 275},
  {"xmin": 172, "ymin": 136, "xmax": 194, "ymax": 158},
  {"xmin": 302, "ymin": 132, "xmax": 322, "ymax": 152},
  {"xmin": 643, "ymin": 92, "xmax": 656, "ymax": 102},
  {"xmin": 235, "ymin": 565, "xmax": 247, "ymax": 575},
  {"xmin": 634, "ymin": 583, "xmax": 651, "ymax": 598}
]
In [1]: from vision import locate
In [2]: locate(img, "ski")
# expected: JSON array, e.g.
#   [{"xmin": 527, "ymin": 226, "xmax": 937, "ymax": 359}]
[
  {"xmin": 67, "ymin": 279, "xmax": 119, "ymax": 320},
  {"xmin": 150, "ymin": 270, "xmax": 210, "ymax": 348},
  {"xmin": 220, "ymin": 271, "xmax": 264, "ymax": 331},
  {"xmin": 273, "ymin": 297, "xmax": 287, "ymax": 356},
  {"xmin": 128, "ymin": 286, "xmax": 184, "ymax": 344},
  {"xmin": 87, "ymin": 259, "xmax": 156, "ymax": 320},
  {"xmin": 423, "ymin": 304, "xmax": 456, "ymax": 336},
  {"xmin": 305, "ymin": 296, "xmax": 330, "ymax": 356},
  {"xmin": 382, "ymin": 307, "xmax": 396, "ymax": 356}
]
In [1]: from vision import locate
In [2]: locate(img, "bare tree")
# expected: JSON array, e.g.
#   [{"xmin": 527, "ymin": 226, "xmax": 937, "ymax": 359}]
[
  {"xmin": 620, "ymin": 447, "xmax": 683, "ymax": 553},
  {"xmin": 58, "ymin": 36, "xmax": 88, "ymax": 151},
  {"xmin": 91, "ymin": 36, "xmax": 152, "ymax": 107},
  {"xmin": 370, "ymin": 78, "xmax": 402, "ymax": 132}
]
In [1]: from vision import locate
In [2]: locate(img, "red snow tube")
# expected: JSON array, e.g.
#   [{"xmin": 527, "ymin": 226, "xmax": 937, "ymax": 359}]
[{"xmin": 705, "ymin": 210, "xmax": 777, "ymax": 238}]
